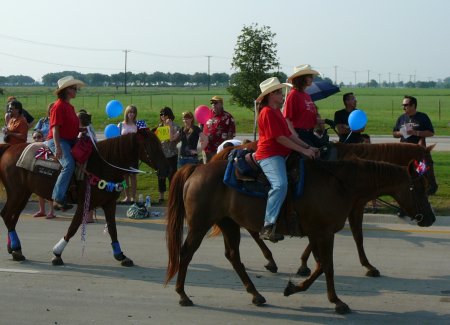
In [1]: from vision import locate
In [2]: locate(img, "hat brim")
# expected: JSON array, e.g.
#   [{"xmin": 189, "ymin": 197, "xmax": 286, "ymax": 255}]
[
  {"xmin": 54, "ymin": 79, "xmax": 85, "ymax": 95},
  {"xmin": 287, "ymin": 69, "xmax": 319, "ymax": 83},
  {"xmin": 256, "ymin": 83, "xmax": 292, "ymax": 102}
]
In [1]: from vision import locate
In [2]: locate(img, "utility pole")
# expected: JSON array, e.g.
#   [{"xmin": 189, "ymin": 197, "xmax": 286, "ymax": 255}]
[
  {"xmin": 354, "ymin": 71, "xmax": 357, "ymax": 86},
  {"xmin": 367, "ymin": 70, "xmax": 370, "ymax": 87},
  {"xmin": 124, "ymin": 50, "xmax": 130, "ymax": 94},
  {"xmin": 206, "ymin": 55, "xmax": 211, "ymax": 91},
  {"xmin": 334, "ymin": 65, "xmax": 337, "ymax": 85},
  {"xmin": 388, "ymin": 72, "xmax": 391, "ymax": 85},
  {"xmin": 378, "ymin": 73, "xmax": 381, "ymax": 86}
]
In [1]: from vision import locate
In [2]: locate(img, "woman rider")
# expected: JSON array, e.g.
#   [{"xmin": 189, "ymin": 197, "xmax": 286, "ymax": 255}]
[{"xmin": 255, "ymin": 77, "xmax": 318, "ymax": 242}]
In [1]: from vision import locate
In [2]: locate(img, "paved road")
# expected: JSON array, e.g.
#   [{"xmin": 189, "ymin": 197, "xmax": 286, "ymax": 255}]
[{"xmin": 0, "ymin": 203, "xmax": 449, "ymax": 324}]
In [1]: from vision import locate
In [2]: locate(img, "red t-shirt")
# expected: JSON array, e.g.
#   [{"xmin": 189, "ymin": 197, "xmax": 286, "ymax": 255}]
[
  {"xmin": 255, "ymin": 106, "xmax": 292, "ymax": 160},
  {"xmin": 283, "ymin": 88, "xmax": 317, "ymax": 129},
  {"xmin": 47, "ymin": 99, "xmax": 79, "ymax": 141}
]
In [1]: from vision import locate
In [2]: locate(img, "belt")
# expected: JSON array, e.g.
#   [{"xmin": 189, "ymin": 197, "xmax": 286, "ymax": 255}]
[
  {"xmin": 295, "ymin": 128, "xmax": 314, "ymax": 132},
  {"xmin": 180, "ymin": 155, "xmax": 198, "ymax": 158}
]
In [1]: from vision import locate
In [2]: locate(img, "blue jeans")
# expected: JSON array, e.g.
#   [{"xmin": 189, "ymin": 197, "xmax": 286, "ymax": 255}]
[
  {"xmin": 258, "ymin": 155, "xmax": 288, "ymax": 225},
  {"xmin": 46, "ymin": 139, "xmax": 75, "ymax": 202},
  {"xmin": 178, "ymin": 156, "xmax": 199, "ymax": 168}
]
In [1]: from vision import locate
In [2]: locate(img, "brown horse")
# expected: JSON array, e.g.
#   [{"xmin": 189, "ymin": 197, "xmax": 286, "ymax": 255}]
[
  {"xmin": 165, "ymin": 158, "xmax": 435, "ymax": 314},
  {"xmin": 0, "ymin": 128, "xmax": 168, "ymax": 266},
  {"xmin": 213, "ymin": 141, "xmax": 437, "ymax": 276}
]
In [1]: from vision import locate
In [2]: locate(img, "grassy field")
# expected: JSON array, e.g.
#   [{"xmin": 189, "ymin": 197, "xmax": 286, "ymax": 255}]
[{"xmin": 1, "ymin": 86, "xmax": 449, "ymax": 215}]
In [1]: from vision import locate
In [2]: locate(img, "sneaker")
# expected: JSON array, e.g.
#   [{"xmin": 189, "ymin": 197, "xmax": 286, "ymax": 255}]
[
  {"xmin": 53, "ymin": 201, "xmax": 73, "ymax": 211},
  {"xmin": 259, "ymin": 224, "xmax": 284, "ymax": 243}
]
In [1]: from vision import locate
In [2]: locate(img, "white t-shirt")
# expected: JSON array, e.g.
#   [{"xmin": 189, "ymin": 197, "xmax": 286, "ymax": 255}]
[{"xmin": 217, "ymin": 139, "xmax": 242, "ymax": 153}]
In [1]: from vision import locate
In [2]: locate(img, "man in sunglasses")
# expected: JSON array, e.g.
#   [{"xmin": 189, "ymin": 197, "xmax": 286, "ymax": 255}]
[
  {"xmin": 202, "ymin": 96, "xmax": 236, "ymax": 162},
  {"xmin": 393, "ymin": 95, "xmax": 434, "ymax": 147}
]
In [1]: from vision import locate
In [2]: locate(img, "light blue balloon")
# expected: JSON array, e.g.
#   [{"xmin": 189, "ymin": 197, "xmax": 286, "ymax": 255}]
[
  {"xmin": 105, "ymin": 100, "xmax": 123, "ymax": 118},
  {"xmin": 348, "ymin": 109, "xmax": 368, "ymax": 131},
  {"xmin": 104, "ymin": 124, "xmax": 120, "ymax": 138}
]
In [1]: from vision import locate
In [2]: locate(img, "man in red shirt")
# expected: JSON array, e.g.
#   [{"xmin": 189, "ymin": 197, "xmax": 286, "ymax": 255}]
[
  {"xmin": 202, "ymin": 96, "xmax": 236, "ymax": 163},
  {"xmin": 255, "ymin": 77, "xmax": 317, "ymax": 242}
]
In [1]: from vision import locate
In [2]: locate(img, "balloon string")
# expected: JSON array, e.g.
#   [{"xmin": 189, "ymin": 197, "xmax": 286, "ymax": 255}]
[{"xmin": 343, "ymin": 131, "xmax": 353, "ymax": 143}]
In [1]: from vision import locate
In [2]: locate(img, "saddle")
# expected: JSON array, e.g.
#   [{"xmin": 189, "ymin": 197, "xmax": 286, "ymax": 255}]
[{"xmin": 16, "ymin": 143, "xmax": 61, "ymax": 178}]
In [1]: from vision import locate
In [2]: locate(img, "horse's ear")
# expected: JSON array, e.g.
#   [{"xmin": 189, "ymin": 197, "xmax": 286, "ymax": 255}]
[{"xmin": 426, "ymin": 143, "xmax": 436, "ymax": 152}]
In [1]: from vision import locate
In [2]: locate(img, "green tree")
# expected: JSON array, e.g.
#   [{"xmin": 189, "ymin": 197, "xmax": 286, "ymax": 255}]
[{"xmin": 228, "ymin": 24, "xmax": 280, "ymax": 110}]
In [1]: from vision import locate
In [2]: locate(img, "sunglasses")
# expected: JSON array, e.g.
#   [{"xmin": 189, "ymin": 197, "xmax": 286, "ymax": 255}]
[
  {"xmin": 33, "ymin": 135, "xmax": 43, "ymax": 140},
  {"xmin": 69, "ymin": 86, "xmax": 78, "ymax": 91},
  {"xmin": 211, "ymin": 101, "xmax": 219, "ymax": 104},
  {"xmin": 402, "ymin": 103, "xmax": 411, "ymax": 109}
]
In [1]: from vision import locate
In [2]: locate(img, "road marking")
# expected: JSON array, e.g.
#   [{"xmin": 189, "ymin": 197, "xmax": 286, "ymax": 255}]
[{"xmin": 0, "ymin": 268, "xmax": 39, "ymax": 274}]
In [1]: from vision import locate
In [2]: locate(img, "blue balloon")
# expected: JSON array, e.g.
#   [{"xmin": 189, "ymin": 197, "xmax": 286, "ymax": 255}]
[
  {"xmin": 106, "ymin": 100, "xmax": 123, "ymax": 118},
  {"xmin": 348, "ymin": 109, "xmax": 368, "ymax": 131},
  {"xmin": 104, "ymin": 124, "xmax": 120, "ymax": 138}
]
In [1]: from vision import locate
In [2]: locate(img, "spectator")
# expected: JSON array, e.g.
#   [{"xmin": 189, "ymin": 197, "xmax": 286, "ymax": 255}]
[
  {"xmin": 34, "ymin": 102, "xmax": 54, "ymax": 139},
  {"xmin": 178, "ymin": 111, "xmax": 202, "ymax": 167},
  {"xmin": 5, "ymin": 96, "xmax": 35, "ymax": 128},
  {"xmin": 157, "ymin": 107, "xmax": 180, "ymax": 203},
  {"xmin": 334, "ymin": 92, "xmax": 364, "ymax": 143},
  {"xmin": 3, "ymin": 100, "xmax": 28, "ymax": 144},
  {"xmin": 46, "ymin": 75, "xmax": 85, "ymax": 211},
  {"xmin": 31, "ymin": 130, "xmax": 57, "ymax": 219},
  {"xmin": 255, "ymin": 77, "xmax": 317, "ymax": 242},
  {"xmin": 283, "ymin": 64, "xmax": 323, "ymax": 149},
  {"xmin": 202, "ymin": 96, "xmax": 236, "ymax": 162},
  {"xmin": 393, "ymin": 95, "xmax": 434, "ymax": 147},
  {"xmin": 118, "ymin": 105, "xmax": 138, "ymax": 203}
]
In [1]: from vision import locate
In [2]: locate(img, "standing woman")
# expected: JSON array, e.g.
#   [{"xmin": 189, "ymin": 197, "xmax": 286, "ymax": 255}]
[
  {"xmin": 283, "ymin": 64, "xmax": 323, "ymax": 148},
  {"xmin": 255, "ymin": 77, "xmax": 317, "ymax": 242},
  {"xmin": 157, "ymin": 107, "xmax": 180, "ymax": 204},
  {"xmin": 47, "ymin": 76, "xmax": 85, "ymax": 211},
  {"xmin": 118, "ymin": 105, "xmax": 138, "ymax": 203},
  {"xmin": 3, "ymin": 100, "xmax": 28, "ymax": 144},
  {"xmin": 178, "ymin": 111, "xmax": 202, "ymax": 167}
]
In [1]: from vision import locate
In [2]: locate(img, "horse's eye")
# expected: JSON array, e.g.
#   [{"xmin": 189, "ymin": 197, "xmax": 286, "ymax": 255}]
[{"xmin": 409, "ymin": 186, "xmax": 414, "ymax": 191}]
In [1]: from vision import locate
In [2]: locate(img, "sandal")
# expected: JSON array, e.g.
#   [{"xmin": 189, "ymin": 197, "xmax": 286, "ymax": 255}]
[
  {"xmin": 46, "ymin": 213, "xmax": 56, "ymax": 219},
  {"xmin": 32, "ymin": 212, "xmax": 46, "ymax": 218}
]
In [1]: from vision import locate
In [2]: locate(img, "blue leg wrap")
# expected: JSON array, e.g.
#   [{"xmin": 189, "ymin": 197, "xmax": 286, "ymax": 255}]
[
  {"xmin": 111, "ymin": 242, "xmax": 122, "ymax": 256},
  {"xmin": 9, "ymin": 230, "xmax": 21, "ymax": 250}
]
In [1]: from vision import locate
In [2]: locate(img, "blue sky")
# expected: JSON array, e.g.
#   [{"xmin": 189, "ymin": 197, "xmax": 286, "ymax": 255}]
[{"xmin": 1, "ymin": 0, "xmax": 449, "ymax": 84}]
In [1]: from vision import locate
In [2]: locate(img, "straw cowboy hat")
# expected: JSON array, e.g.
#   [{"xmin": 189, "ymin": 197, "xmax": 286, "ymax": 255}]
[
  {"xmin": 287, "ymin": 64, "xmax": 319, "ymax": 83},
  {"xmin": 256, "ymin": 77, "xmax": 292, "ymax": 102},
  {"xmin": 54, "ymin": 76, "xmax": 85, "ymax": 95}
]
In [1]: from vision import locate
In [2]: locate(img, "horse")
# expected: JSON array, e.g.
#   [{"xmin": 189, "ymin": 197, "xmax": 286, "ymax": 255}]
[
  {"xmin": 212, "ymin": 141, "xmax": 437, "ymax": 276},
  {"xmin": 165, "ymin": 158, "xmax": 435, "ymax": 314},
  {"xmin": 0, "ymin": 128, "xmax": 168, "ymax": 266}
]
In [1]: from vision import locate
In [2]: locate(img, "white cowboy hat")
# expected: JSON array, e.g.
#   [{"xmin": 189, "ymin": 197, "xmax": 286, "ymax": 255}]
[
  {"xmin": 54, "ymin": 76, "xmax": 85, "ymax": 95},
  {"xmin": 287, "ymin": 64, "xmax": 319, "ymax": 83},
  {"xmin": 256, "ymin": 77, "xmax": 292, "ymax": 102}
]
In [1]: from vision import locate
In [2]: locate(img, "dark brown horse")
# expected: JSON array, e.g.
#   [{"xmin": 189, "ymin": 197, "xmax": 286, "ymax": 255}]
[
  {"xmin": 213, "ymin": 141, "xmax": 437, "ymax": 276},
  {"xmin": 0, "ymin": 128, "xmax": 168, "ymax": 266},
  {"xmin": 165, "ymin": 158, "xmax": 435, "ymax": 314}
]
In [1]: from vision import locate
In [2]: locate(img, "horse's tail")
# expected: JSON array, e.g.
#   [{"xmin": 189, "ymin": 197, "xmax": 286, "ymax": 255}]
[{"xmin": 165, "ymin": 164, "xmax": 198, "ymax": 286}]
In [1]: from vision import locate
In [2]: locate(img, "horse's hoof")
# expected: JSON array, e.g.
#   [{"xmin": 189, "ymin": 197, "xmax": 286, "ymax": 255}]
[
  {"xmin": 264, "ymin": 262, "xmax": 278, "ymax": 273},
  {"xmin": 52, "ymin": 256, "xmax": 64, "ymax": 266},
  {"xmin": 12, "ymin": 250, "xmax": 26, "ymax": 261},
  {"xmin": 296, "ymin": 266, "xmax": 311, "ymax": 277},
  {"xmin": 365, "ymin": 269, "xmax": 380, "ymax": 277},
  {"xmin": 335, "ymin": 303, "xmax": 351, "ymax": 314},
  {"xmin": 283, "ymin": 281, "xmax": 297, "ymax": 297},
  {"xmin": 252, "ymin": 294, "xmax": 266, "ymax": 306},
  {"xmin": 179, "ymin": 298, "xmax": 194, "ymax": 306},
  {"xmin": 120, "ymin": 257, "xmax": 134, "ymax": 267}
]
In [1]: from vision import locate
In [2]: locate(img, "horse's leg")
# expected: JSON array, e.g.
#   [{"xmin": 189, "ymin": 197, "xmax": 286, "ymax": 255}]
[
  {"xmin": 221, "ymin": 219, "xmax": 266, "ymax": 306},
  {"xmin": 285, "ymin": 234, "xmax": 351, "ymax": 314},
  {"xmin": 52, "ymin": 205, "xmax": 84, "ymax": 265},
  {"xmin": 297, "ymin": 243, "xmax": 312, "ymax": 276},
  {"xmin": 3, "ymin": 192, "xmax": 31, "ymax": 261},
  {"xmin": 103, "ymin": 202, "xmax": 134, "ymax": 267},
  {"xmin": 247, "ymin": 229, "xmax": 278, "ymax": 273},
  {"xmin": 349, "ymin": 207, "xmax": 380, "ymax": 277},
  {"xmin": 175, "ymin": 225, "xmax": 211, "ymax": 306}
]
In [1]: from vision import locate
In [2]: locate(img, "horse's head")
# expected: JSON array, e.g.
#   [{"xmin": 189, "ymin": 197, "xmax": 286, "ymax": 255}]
[
  {"xmin": 423, "ymin": 144, "xmax": 438, "ymax": 195},
  {"xmin": 136, "ymin": 128, "xmax": 169, "ymax": 177},
  {"xmin": 398, "ymin": 160, "xmax": 436, "ymax": 227}
]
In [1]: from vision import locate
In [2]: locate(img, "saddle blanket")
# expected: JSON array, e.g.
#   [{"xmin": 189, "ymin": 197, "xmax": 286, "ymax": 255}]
[{"xmin": 16, "ymin": 143, "xmax": 61, "ymax": 178}]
